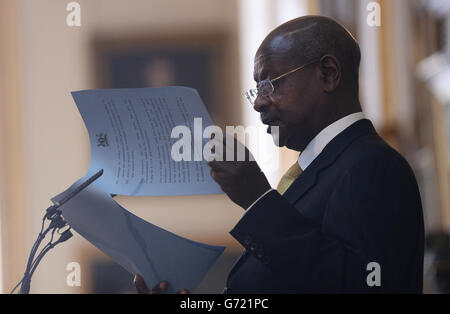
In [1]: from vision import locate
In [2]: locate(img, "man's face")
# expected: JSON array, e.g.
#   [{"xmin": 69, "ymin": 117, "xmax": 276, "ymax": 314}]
[{"xmin": 253, "ymin": 50, "xmax": 322, "ymax": 151}]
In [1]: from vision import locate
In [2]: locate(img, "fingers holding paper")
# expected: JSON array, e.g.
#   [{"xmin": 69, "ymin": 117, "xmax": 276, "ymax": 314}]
[
  {"xmin": 134, "ymin": 274, "xmax": 188, "ymax": 294},
  {"xmin": 206, "ymin": 133, "xmax": 271, "ymax": 209}
]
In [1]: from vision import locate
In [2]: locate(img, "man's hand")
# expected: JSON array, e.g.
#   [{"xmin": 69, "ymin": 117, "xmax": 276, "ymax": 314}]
[
  {"xmin": 134, "ymin": 274, "xmax": 188, "ymax": 294},
  {"xmin": 207, "ymin": 133, "xmax": 271, "ymax": 209}
]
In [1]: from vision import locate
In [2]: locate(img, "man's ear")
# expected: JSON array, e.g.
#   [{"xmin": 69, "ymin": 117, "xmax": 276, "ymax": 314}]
[{"xmin": 319, "ymin": 55, "xmax": 341, "ymax": 93}]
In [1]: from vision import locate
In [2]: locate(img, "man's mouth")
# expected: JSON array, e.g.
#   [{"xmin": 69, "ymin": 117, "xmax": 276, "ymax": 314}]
[{"xmin": 262, "ymin": 118, "xmax": 280, "ymax": 126}]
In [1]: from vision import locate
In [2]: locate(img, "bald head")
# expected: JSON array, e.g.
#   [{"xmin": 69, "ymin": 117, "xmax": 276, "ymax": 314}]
[{"xmin": 257, "ymin": 16, "xmax": 361, "ymax": 93}]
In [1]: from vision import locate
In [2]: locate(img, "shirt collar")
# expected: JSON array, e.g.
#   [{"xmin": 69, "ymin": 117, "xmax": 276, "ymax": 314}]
[{"xmin": 298, "ymin": 112, "xmax": 365, "ymax": 171}]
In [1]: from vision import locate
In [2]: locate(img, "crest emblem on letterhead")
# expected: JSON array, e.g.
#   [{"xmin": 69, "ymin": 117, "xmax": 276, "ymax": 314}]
[{"xmin": 96, "ymin": 133, "xmax": 109, "ymax": 147}]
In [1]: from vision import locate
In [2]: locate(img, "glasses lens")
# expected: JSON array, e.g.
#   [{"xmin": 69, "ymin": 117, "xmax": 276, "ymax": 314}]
[
  {"xmin": 244, "ymin": 80, "xmax": 274, "ymax": 105},
  {"xmin": 245, "ymin": 89, "xmax": 258, "ymax": 105},
  {"xmin": 258, "ymin": 80, "xmax": 274, "ymax": 97}
]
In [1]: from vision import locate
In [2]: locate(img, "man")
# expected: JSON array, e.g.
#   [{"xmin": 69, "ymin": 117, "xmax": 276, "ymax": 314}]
[{"xmin": 135, "ymin": 15, "xmax": 424, "ymax": 294}]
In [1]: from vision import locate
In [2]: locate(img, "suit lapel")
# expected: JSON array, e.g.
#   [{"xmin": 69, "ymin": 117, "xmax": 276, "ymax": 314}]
[
  {"xmin": 282, "ymin": 163, "xmax": 318, "ymax": 204},
  {"xmin": 283, "ymin": 119, "xmax": 376, "ymax": 206}
]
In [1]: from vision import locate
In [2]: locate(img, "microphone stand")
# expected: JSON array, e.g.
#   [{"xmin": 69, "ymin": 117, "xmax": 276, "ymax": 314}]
[{"xmin": 11, "ymin": 169, "xmax": 104, "ymax": 294}]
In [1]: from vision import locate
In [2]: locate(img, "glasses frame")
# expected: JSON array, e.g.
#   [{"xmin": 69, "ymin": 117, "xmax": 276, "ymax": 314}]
[{"xmin": 245, "ymin": 59, "xmax": 319, "ymax": 106}]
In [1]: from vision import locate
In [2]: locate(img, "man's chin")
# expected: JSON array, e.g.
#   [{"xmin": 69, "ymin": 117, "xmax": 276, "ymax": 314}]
[
  {"xmin": 270, "ymin": 131, "xmax": 288, "ymax": 147},
  {"xmin": 268, "ymin": 125, "xmax": 288, "ymax": 147}
]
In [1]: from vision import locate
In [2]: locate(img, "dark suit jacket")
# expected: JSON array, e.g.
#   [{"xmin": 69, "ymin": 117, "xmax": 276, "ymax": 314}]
[{"xmin": 226, "ymin": 119, "xmax": 424, "ymax": 293}]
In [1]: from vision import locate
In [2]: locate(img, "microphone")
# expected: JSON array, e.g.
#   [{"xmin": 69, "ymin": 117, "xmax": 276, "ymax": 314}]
[{"xmin": 11, "ymin": 169, "xmax": 103, "ymax": 294}]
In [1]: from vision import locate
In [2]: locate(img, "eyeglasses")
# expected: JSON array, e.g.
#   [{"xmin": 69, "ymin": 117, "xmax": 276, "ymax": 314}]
[{"xmin": 244, "ymin": 60, "xmax": 318, "ymax": 106}]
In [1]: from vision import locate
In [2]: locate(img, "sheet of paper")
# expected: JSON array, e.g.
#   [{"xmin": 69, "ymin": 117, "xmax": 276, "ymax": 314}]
[
  {"xmin": 52, "ymin": 178, "xmax": 226, "ymax": 294},
  {"xmin": 71, "ymin": 87, "xmax": 222, "ymax": 196}
]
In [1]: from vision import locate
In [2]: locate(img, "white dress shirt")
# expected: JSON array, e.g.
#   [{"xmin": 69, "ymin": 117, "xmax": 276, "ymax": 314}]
[{"xmin": 245, "ymin": 112, "xmax": 366, "ymax": 211}]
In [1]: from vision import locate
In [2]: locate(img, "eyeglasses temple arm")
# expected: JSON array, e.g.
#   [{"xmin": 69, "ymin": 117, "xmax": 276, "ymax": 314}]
[{"xmin": 270, "ymin": 60, "xmax": 318, "ymax": 83}]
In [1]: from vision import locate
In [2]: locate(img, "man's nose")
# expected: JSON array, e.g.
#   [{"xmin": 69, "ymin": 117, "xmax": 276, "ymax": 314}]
[{"xmin": 253, "ymin": 95, "xmax": 271, "ymax": 112}]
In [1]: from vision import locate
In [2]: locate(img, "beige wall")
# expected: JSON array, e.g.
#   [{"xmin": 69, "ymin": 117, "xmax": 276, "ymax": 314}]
[
  {"xmin": 3, "ymin": 0, "xmax": 242, "ymax": 293},
  {"xmin": 0, "ymin": 0, "xmax": 29, "ymax": 293}
]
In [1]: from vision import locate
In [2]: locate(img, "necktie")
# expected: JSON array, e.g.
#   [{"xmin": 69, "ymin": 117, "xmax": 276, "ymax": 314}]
[{"xmin": 277, "ymin": 162, "xmax": 303, "ymax": 195}]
